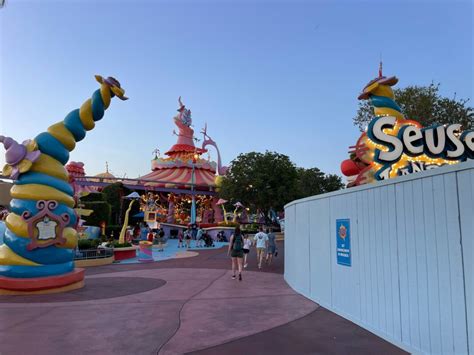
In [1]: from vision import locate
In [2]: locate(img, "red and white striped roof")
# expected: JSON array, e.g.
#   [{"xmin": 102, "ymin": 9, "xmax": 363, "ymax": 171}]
[{"xmin": 140, "ymin": 166, "xmax": 216, "ymax": 190}]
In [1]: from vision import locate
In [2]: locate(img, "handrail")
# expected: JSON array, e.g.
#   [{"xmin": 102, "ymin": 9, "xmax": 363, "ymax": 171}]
[{"xmin": 74, "ymin": 247, "xmax": 114, "ymax": 260}]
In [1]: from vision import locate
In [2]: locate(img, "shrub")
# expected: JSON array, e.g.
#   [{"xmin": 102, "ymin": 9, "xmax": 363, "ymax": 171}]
[
  {"xmin": 80, "ymin": 192, "xmax": 106, "ymax": 202},
  {"xmin": 113, "ymin": 241, "xmax": 132, "ymax": 248},
  {"xmin": 82, "ymin": 201, "xmax": 111, "ymax": 227},
  {"xmin": 217, "ymin": 221, "xmax": 239, "ymax": 227},
  {"xmin": 90, "ymin": 239, "xmax": 100, "ymax": 248},
  {"xmin": 78, "ymin": 239, "xmax": 93, "ymax": 250}
]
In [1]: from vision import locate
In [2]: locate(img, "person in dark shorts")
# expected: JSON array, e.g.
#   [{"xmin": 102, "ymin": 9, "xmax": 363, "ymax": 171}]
[
  {"xmin": 228, "ymin": 225, "xmax": 244, "ymax": 281},
  {"xmin": 266, "ymin": 228, "xmax": 277, "ymax": 265}
]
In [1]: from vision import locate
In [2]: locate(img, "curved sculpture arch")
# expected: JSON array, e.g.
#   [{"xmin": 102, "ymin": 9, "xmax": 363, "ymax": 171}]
[{"xmin": 0, "ymin": 75, "xmax": 127, "ymax": 293}]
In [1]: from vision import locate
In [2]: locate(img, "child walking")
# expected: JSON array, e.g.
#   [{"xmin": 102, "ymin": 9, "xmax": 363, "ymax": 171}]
[{"xmin": 243, "ymin": 233, "xmax": 251, "ymax": 268}]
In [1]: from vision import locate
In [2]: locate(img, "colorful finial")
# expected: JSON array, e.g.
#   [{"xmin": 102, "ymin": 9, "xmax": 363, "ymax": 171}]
[
  {"xmin": 95, "ymin": 75, "xmax": 128, "ymax": 100},
  {"xmin": 379, "ymin": 60, "xmax": 383, "ymax": 78},
  {"xmin": 0, "ymin": 136, "xmax": 41, "ymax": 180}
]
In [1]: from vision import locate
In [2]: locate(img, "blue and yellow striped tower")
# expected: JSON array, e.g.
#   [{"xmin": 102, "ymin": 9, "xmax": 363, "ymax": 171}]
[{"xmin": 0, "ymin": 76, "xmax": 127, "ymax": 294}]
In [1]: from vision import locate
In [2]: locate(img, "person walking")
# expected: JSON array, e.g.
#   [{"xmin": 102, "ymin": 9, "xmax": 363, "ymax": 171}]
[
  {"xmin": 177, "ymin": 229, "xmax": 184, "ymax": 248},
  {"xmin": 196, "ymin": 227, "xmax": 203, "ymax": 248},
  {"xmin": 147, "ymin": 228, "xmax": 155, "ymax": 243},
  {"xmin": 133, "ymin": 223, "xmax": 140, "ymax": 241},
  {"xmin": 228, "ymin": 225, "xmax": 244, "ymax": 281},
  {"xmin": 140, "ymin": 223, "xmax": 149, "ymax": 240},
  {"xmin": 253, "ymin": 226, "xmax": 268, "ymax": 269},
  {"xmin": 184, "ymin": 228, "xmax": 192, "ymax": 248},
  {"xmin": 243, "ymin": 233, "xmax": 252, "ymax": 268},
  {"xmin": 266, "ymin": 228, "xmax": 277, "ymax": 265},
  {"xmin": 191, "ymin": 224, "xmax": 198, "ymax": 242},
  {"xmin": 157, "ymin": 227, "xmax": 165, "ymax": 251}
]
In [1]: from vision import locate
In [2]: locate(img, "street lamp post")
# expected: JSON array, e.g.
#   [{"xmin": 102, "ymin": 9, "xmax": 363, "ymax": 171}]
[{"xmin": 190, "ymin": 153, "xmax": 198, "ymax": 225}]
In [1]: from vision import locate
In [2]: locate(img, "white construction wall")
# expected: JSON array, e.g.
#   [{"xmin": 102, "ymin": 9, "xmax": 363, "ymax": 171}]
[{"xmin": 285, "ymin": 160, "xmax": 473, "ymax": 354}]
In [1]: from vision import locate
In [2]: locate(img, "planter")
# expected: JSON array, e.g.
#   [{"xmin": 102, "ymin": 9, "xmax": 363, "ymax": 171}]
[
  {"xmin": 75, "ymin": 255, "xmax": 115, "ymax": 267},
  {"xmin": 113, "ymin": 246, "xmax": 137, "ymax": 261},
  {"xmin": 138, "ymin": 241, "xmax": 153, "ymax": 263}
]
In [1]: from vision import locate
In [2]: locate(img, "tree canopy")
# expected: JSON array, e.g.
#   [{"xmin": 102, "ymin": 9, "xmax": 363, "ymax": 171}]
[
  {"xmin": 76, "ymin": 192, "xmax": 111, "ymax": 227},
  {"xmin": 219, "ymin": 151, "xmax": 344, "ymax": 215},
  {"xmin": 295, "ymin": 168, "xmax": 344, "ymax": 199},
  {"xmin": 353, "ymin": 83, "xmax": 474, "ymax": 131}
]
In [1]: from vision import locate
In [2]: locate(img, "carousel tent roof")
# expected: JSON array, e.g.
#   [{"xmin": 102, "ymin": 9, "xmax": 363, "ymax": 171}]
[{"xmin": 140, "ymin": 166, "xmax": 216, "ymax": 190}]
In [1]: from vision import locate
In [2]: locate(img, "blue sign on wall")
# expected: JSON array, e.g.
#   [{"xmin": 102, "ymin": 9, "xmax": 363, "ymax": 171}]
[{"xmin": 336, "ymin": 219, "xmax": 351, "ymax": 266}]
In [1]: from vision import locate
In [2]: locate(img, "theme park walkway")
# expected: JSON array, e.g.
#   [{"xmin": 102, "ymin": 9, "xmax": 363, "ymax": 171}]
[{"xmin": 0, "ymin": 242, "xmax": 407, "ymax": 355}]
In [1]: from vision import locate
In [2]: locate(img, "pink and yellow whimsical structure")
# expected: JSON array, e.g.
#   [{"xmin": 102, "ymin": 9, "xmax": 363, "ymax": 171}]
[
  {"xmin": 0, "ymin": 76, "xmax": 127, "ymax": 294},
  {"xmin": 341, "ymin": 66, "xmax": 473, "ymax": 186},
  {"xmin": 138, "ymin": 97, "xmax": 227, "ymax": 225},
  {"xmin": 63, "ymin": 98, "xmax": 228, "ymax": 229},
  {"xmin": 141, "ymin": 97, "xmax": 227, "ymax": 191},
  {"xmin": 66, "ymin": 161, "xmax": 96, "ymax": 199}
]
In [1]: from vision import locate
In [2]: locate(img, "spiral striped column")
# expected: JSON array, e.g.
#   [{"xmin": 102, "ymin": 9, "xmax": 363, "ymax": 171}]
[
  {"xmin": 368, "ymin": 85, "xmax": 405, "ymax": 120},
  {"xmin": 0, "ymin": 76, "xmax": 127, "ymax": 293}
]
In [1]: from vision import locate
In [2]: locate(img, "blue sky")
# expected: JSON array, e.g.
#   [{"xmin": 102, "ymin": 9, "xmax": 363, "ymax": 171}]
[{"xmin": 0, "ymin": 0, "xmax": 472, "ymax": 178}]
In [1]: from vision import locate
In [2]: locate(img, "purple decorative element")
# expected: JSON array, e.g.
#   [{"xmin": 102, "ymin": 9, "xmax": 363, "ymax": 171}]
[
  {"xmin": 0, "ymin": 136, "xmax": 41, "ymax": 180},
  {"xmin": 103, "ymin": 76, "xmax": 121, "ymax": 88},
  {"xmin": 2, "ymin": 137, "xmax": 27, "ymax": 165},
  {"xmin": 95, "ymin": 75, "xmax": 128, "ymax": 100},
  {"xmin": 21, "ymin": 200, "xmax": 70, "ymax": 250}
]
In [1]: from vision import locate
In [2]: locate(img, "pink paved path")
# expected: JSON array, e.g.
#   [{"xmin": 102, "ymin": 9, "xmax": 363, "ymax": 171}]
[{"xmin": 0, "ymin": 243, "xmax": 407, "ymax": 355}]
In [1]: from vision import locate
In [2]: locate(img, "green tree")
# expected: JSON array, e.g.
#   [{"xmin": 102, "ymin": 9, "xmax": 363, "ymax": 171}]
[
  {"xmin": 80, "ymin": 192, "xmax": 106, "ymax": 202},
  {"xmin": 82, "ymin": 201, "xmax": 111, "ymax": 227},
  {"xmin": 296, "ymin": 168, "xmax": 344, "ymax": 199},
  {"xmin": 219, "ymin": 152, "xmax": 345, "ymax": 218},
  {"xmin": 353, "ymin": 83, "xmax": 474, "ymax": 131},
  {"xmin": 219, "ymin": 151, "xmax": 298, "ymax": 216},
  {"xmin": 76, "ymin": 192, "xmax": 111, "ymax": 227},
  {"xmin": 322, "ymin": 174, "xmax": 345, "ymax": 193}
]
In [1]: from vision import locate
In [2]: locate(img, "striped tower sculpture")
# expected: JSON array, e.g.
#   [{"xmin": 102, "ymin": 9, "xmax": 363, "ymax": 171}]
[
  {"xmin": 340, "ymin": 67, "xmax": 421, "ymax": 186},
  {"xmin": 0, "ymin": 76, "xmax": 127, "ymax": 294},
  {"xmin": 341, "ymin": 63, "xmax": 458, "ymax": 186}
]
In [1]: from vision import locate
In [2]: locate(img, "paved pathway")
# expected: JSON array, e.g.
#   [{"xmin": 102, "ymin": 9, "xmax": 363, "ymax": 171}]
[{"xmin": 0, "ymin": 242, "xmax": 407, "ymax": 354}]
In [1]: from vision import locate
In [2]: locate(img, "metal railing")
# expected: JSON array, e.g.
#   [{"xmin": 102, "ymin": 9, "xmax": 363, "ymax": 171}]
[{"xmin": 74, "ymin": 247, "xmax": 114, "ymax": 260}]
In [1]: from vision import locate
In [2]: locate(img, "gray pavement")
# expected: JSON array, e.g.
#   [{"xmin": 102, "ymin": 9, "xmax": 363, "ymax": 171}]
[{"xmin": 0, "ymin": 242, "xmax": 407, "ymax": 355}]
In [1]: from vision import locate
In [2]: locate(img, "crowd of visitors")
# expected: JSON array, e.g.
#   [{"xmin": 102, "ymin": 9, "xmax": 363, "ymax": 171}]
[
  {"xmin": 178, "ymin": 225, "xmax": 215, "ymax": 248},
  {"xmin": 228, "ymin": 225, "xmax": 278, "ymax": 281},
  {"xmin": 129, "ymin": 222, "xmax": 279, "ymax": 279}
]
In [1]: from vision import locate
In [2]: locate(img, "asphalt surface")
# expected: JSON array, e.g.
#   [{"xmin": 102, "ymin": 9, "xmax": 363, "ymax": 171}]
[{"xmin": 0, "ymin": 241, "xmax": 407, "ymax": 354}]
